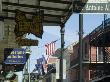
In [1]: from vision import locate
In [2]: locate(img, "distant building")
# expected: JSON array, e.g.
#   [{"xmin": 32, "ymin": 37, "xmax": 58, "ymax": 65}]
[
  {"xmin": 52, "ymin": 43, "xmax": 76, "ymax": 82},
  {"xmin": 63, "ymin": 42, "xmax": 77, "ymax": 82}
]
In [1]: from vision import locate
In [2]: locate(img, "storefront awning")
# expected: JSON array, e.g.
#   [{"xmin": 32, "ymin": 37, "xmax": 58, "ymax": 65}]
[{"xmin": 1, "ymin": 0, "xmax": 88, "ymax": 26}]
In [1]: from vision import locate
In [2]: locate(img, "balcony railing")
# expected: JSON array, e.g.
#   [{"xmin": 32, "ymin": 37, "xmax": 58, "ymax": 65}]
[
  {"xmin": 90, "ymin": 18, "xmax": 110, "ymax": 41},
  {"xmin": 91, "ymin": 69, "xmax": 110, "ymax": 81}
]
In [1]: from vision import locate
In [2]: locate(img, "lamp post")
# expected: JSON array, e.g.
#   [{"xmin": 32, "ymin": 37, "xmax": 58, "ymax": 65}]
[
  {"xmin": 26, "ymin": 47, "xmax": 31, "ymax": 82},
  {"xmin": 23, "ymin": 47, "xmax": 31, "ymax": 82},
  {"xmin": 59, "ymin": 22, "xmax": 65, "ymax": 82},
  {"xmin": 79, "ymin": 14, "xmax": 83, "ymax": 82}
]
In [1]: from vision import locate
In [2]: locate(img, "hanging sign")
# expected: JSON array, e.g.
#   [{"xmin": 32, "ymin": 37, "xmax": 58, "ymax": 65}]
[
  {"xmin": 17, "ymin": 39, "xmax": 38, "ymax": 46},
  {"xmin": 4, "ymin": 48, "xmax": 26, "ymax": 64},
  {"xmin": 14, "ymin": 9, "xmax": 43, "ymax": 38},
  {"xmin": 31, "ymin": 10, "xmax": 43, "ymax": 38}
]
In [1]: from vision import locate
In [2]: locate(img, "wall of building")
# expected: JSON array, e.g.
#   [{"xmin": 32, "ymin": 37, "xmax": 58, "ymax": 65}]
[{"xmin": 69, "ymin": 35, "xmax": 110, "ymax": 82}]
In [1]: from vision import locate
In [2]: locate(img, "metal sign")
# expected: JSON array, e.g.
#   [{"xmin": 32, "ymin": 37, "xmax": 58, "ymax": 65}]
[
  {"xmin": 17, "ymin": 38, "xmax": 38, "ymax": 46},
  {"xmin": 14, "ymin": 9, "xmax": 43, "ymax": 38},
  {"xmin": 31, "ymin": 14, "xmax": 43, "ymax": 38},
  {"xmin": 4, "ymin": 48, "xmax": 26, "ymax": 64}
]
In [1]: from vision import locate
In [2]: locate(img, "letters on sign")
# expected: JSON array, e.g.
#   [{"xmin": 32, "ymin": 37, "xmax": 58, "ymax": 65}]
[
  {"xmin": 17, "ymin": 38, "xmax": 39, "ymax": 46},
  {"xmin": 4, "ymin": 48, "xmax": 26, "ymax": 64},
  {"xmin": 14, "ymin": 9, "xmax": 43, "ymax": 38}
]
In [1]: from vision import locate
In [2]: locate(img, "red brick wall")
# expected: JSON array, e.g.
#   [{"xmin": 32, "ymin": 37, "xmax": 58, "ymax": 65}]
[
  {"xmin": 70, "ymin": 35, "xmax": 98, "ymax": 62},
  {"xmin": 70, "ymin": 43, "xmax": 79, "ymax": 62},
  {"xmin": 83, "ymin": 35, "xmax": 97, "ymax": 61},
  {"xmin": 69, "ymin": 66, "xmax": 90, "ymax": 82},
  {"xmin": 83, "ymin": 66, "xmax": 89, "ymax": 82},
  {"xmin": 69, "ymin": 35, "xmax": 97, "ymax": 82},
  {"xmin": 70, "ymin": 68, "xmax": 79, "ymax": 82}
]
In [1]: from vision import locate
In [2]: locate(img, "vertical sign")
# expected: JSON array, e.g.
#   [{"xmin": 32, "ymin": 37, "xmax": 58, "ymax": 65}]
[
  {"xmin": 56, "ymin": 60, "xmax": 59, "ymax": 79},
  {"xmin": 56, "ymin": 59, "xmax": 66, "ymax": 79},
  {"xmin": 63, "ymin": 59, "xmax": 66, "ymax": 79}
]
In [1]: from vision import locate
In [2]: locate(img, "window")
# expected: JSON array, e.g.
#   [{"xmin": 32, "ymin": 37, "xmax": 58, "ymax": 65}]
[
  {"xmin": 85, "ymin": 43, "xmax": 88, "ymax": 55},
  {"xmin": 89, "ymin": 70, "xmax": 95, "ymax": 80},
  {"xmin": 83, "ymin": 42, "xmax": 89, "ymax": 60},
  {"xmin": 98, "ymin": 47, "xmax": 103, "ymax": 62}
]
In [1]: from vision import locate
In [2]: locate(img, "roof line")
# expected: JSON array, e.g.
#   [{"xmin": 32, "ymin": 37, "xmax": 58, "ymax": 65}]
[
  {"xmin": 2, "ymin": 9, "xmax": 64, "ymax": 18},
  {"xmin": 40, "ymin": 0, "xmax": 72, "ymax": 4},
  {"xmin": 2, "ymin": 2, "xmax": 68, "ymax": 12}
]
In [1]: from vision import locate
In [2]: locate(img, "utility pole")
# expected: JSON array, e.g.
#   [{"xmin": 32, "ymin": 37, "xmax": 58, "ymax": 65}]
[
  {"xmin": 59, "ymin": 22, "xmax": 65, "ymax": 82},
  {"xmin": 103, "ymin": 14, "xmax": 107, "ymax": 63},
  {"xmin": 79, "ymin": 14, "xmax": 83, "ymax": 82}
]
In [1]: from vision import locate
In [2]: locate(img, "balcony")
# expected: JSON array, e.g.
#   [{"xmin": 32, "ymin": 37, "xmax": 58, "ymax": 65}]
[{"xmin": 90, "ymin": 69, "xmax": 110, "ymax": 81}]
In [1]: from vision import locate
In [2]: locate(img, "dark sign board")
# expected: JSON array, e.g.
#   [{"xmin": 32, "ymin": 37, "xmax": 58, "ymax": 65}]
[
  {"xmin": 17, "ymin": 39, "xmax": 38, "ymax": 46},
  {"xmin": 14, "ymin": 9, "xmax": 43, "ymax": 38},
  {"xmin": 4, "ymin": 48, "xmax": 26, "ymax": 64}
]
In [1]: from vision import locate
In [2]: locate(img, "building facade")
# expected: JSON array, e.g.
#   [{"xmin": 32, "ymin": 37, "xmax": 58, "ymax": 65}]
[
  {"xmin": 0, "ymin": 0, "xmax": 31, "ymax": 81},
  {"xmin": 69, "ymin": 35, "xmax": 110, "ymax": 82}
]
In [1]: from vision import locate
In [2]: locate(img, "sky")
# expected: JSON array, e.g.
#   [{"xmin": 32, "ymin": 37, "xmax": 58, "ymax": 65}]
[{"xmin": 16, "ymin": 14, "xmax": 110, "ymax": 82}]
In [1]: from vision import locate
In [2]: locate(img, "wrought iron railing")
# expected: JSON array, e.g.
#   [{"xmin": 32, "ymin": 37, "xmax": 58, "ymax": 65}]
[
  {"xmin": 91, "ymin": 69, "xmax": 110, "ymax": 80},
  {"xmin": 90, "ymin": 18, "xmax": 110, "ymax": 41}
]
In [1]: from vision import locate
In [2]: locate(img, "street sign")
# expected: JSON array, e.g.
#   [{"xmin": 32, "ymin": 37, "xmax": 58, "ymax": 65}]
[{"xmin": 4, "ymin": 48, "xmax": 26, "ymax": 64}]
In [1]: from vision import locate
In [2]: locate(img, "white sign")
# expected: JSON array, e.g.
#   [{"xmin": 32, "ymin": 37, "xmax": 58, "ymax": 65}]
[
  {"xmin": 63, "ymin": 59, "xmax": 66, "ymax": 79},
  {"xmin": 55, "ymin": 59, "xmax": 66, "ymax": 79},
  {"xmin": 87, "ymin": 0, "xmax": 109, "ymax": 3},
  {"xmin": 56, "ymin": 59, "xmax": 59, "ymax": 79}
]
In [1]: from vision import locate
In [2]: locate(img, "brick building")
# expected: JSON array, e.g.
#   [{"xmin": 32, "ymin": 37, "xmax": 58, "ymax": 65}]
[{"xmin": 69, "ymin": 35, "xmax": 110, "ymax": 82}]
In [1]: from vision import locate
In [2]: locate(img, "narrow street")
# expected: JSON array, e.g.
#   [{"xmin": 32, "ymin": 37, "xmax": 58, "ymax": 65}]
[{"xmin": 0, "ymin": 0, "xmax": 110, "ymax": 82}]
